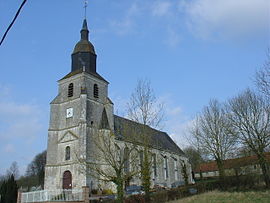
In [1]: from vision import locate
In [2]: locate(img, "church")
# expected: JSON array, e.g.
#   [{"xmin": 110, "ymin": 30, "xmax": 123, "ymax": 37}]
[{"xmin": 44, "ymin": 18, "xmax": 192, "ymax": 192}]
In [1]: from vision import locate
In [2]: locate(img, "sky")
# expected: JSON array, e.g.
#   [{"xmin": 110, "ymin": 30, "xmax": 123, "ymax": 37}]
[{"xmin": 0, "ymin": 0, "xmax": 269, "ymax": 176}]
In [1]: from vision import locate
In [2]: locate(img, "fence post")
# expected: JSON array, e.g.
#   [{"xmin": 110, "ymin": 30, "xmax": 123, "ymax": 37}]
[
  {"xmin": 82, "ymin": 186, "xmax": 89, "ymax": 203},
  {"xmin": 17, "ymin": 191, "xmax": 22, "ymax": 203}
]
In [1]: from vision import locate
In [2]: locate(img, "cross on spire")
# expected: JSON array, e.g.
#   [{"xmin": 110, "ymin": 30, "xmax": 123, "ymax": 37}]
[{"xmin": 84, "ymin": 0, "xmax": 88, "ymax": 19}]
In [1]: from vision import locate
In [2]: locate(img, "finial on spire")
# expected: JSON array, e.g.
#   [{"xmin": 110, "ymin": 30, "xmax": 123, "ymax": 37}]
[
  {"xmin": 81, "ymin": 19, "xmax": 89, "ymax": 40},
  {"xmin": 84, "ymin": 0, "xmax": 88, "ymax": 19}
]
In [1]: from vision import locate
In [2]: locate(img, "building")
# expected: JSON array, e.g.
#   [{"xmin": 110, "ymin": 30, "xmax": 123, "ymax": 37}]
[
  {"xmin": 44, "ymin": 19, "xmax": 192, "ymax": 192},
  {"xmin": 194, "ymin": 153, "xmax": 270, "ymax": 179}
]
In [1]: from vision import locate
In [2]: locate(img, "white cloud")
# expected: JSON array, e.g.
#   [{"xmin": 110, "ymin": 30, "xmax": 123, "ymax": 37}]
[
  {"xmin": 152, "ymin": 1, "xmax": 172, "ymax": 17},
  {"xmin": 164, "ymin": 27, "xmax": 182, "ymax": 47},
  {"xmin": 109, "ymin": 0, "xmax": 269, "ymax": 41},
  {"xmin": 182, "ymin": 0, "xmax": 270, "ymax": 39},
  {"xmin": 0, "ymin": 86, "xmax": 43, "ymax": 142},
  {"xmin": 3, "ymin": 144, "xmax": 15, "ymax": 153},
  {"xmin": 110, "ymin": 2, "xmax": 142, "ymax": 35},
  {"xmin": 157, "ymin": 95, "xmax": 194, "ymax": 149}
]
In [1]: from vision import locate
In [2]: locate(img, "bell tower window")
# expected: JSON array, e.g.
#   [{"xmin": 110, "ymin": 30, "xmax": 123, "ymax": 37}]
[
  {"xmin": 65, "ymin": 146, "xmax": 70, "ymax": 160},
  {"xmin": 94, "ymin": 84, "xmax": 99, "ymax": 98},
  {"xmin": 68, "ymin": 83, "xmax": 74, "ymax": 97}
]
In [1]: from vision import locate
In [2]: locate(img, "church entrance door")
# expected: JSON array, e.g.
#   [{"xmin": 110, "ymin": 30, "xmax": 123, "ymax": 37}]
[{"xmin": 63, "ymin": 170, "xmax": 72, "ymax": 189}]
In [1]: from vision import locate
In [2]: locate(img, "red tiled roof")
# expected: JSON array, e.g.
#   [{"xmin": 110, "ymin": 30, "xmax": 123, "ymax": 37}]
[{"xmin": 194, "ymin": 152, "xmax": 270, "ymax": 173}]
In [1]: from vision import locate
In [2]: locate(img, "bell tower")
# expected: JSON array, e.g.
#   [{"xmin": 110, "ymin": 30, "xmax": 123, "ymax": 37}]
[{"xmin": 44, "ymin": 18, "xmax": 114, "ymax": 190}]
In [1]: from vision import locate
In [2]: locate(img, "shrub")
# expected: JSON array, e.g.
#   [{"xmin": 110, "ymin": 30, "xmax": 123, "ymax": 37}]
[
  {"xmin": 91, "ymin": 189, "xmax": 98, "ymax": 194},
  {"xmin": 150, "ymin": 190, "xmax": 168, "ymax": 203},
  {"xmin": 102, "ymin": 189, "xmax": 114, "ymax": 195},
  {"xmin": 167, "ymin": 188, "xmax": 181, "ymax": 201},
  {"xmin": 125, "ymin": 194, "xmax": 145, "ymax": 203}
]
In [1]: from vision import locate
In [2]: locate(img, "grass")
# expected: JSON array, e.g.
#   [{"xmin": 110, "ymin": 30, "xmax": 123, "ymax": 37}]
[{"xmin": 168, "ymin": 190, "xmax": 270, "ymax": 203}]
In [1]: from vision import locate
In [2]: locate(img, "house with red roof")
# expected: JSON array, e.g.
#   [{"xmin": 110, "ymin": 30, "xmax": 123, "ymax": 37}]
[{"xmin": 194, "ymin": 152, "xmax": 270, "ymax": 179}]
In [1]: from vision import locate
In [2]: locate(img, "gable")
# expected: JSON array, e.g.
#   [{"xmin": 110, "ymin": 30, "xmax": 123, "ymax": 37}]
[{"xmin": 58, "ymin": 131, "xmax": 79, "ymax": 143}]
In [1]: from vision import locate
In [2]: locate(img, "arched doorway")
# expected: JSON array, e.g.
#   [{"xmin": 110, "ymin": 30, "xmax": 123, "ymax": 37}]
[{"xmin": 63, "ymin": 170, "xmax": 72, "ymax": 189}]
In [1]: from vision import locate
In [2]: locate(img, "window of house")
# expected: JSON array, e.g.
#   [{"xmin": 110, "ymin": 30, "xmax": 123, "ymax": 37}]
[
  {"xmin": 94, "ymin": 84, "xmax": 99, "ymax": 98},
  {"xmin": 65, "ymin": 146, "xmax": 70, "ymax": 160},
  {"xmin": 68, "ymin": 83, "xmax": 74, "ymax": 97}
]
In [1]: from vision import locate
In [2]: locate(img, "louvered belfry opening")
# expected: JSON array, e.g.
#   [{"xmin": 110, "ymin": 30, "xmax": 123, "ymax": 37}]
[
  {"xmin": 94, "ymin": 84, "xmax": 99, "ymax": 98},
  {"xmin": 68, "ymin": 83, "xmax": 74, "ymax": 97}
]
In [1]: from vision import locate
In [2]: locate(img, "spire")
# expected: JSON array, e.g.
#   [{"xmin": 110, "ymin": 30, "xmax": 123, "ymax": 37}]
[
  {"xmin": 80, "ymin": 19, "xmax": 89, "ymax": 41},
  {"xmin": 70, "ymin": 1, "xmax": 97, "ymax": 74}
]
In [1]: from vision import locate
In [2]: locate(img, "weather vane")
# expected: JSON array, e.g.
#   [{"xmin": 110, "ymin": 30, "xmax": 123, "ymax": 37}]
[{"xmin": 84, "ymin": 0, "xmax": 88, "ymax": 19}]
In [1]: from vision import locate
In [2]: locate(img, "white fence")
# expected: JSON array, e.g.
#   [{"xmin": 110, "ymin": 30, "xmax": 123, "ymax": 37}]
[{"xmin": 21, "ymin": 189, "xmax": 83, "ymax": 202}]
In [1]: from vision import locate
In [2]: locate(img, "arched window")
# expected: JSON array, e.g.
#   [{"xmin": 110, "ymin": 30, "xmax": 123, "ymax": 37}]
[
  {"xmin": 65, "ymin": 146, "xmax": 70, "ymax": 160},
  {"xmin": 164, "ymin": 156, "xmax": 168, "ymax": 179},
  {"xmin": 63, "ymin": 170, "xmax": 72, "ymax": 189},
  {"xmin": 68, "ymin": 83, "xmax": 74, "ymax": 97},
  {"xmin": 173, "ymin": 158, "xmax": 178, "ymax": 180},
  {"xmin": 115, "ymin": 145, "xmax": 121, "ymax": 164},
  {"xmin": 152, "ymin": 153, "xmax": 157, "ymax": 178},
  {"xmin": 124, "ymin": 147, "xmax": 129, "ymax": 173},
  {"xmin": 139, "ymin": 151, "xmax": 144, "ymax": 170},
  {"xmin": 93, "ymin": 84, "xmax": 99, "ymax": 98}
]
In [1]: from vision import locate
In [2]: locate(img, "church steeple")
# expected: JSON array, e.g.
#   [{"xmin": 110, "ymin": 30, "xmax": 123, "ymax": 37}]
[
  {"xmin": 81, "ymin": 19, "xmax": 89, "ymax": 41},
  {"xmin": 71, "ymin": 19, "xmax": 97, "ymax": 73}
]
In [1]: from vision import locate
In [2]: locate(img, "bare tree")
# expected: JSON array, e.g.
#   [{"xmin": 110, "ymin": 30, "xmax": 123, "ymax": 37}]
[
  {"xmin": 126, "ymin": 79, "xmax": 164, "ymax": 200},
  {"xmin": 227, "ymin": 89, "xmax": 270, "ymax": 187},
  {"xmin": 25, "ymin": 150, "xmax": 46, "ymax": 187},
  {"xmin": 190, "ymin": 99, "xmax": 237, "ymax": 181},
  {"xmin": 255, "ymin": 49, "xmax": 270, "ymax": 98},
  {"xmin": 6, "ymin": 161, "xmax": 20, "ymax": 180},
  {"xmin": 127, "ymin": 79, "xmax": 164, "ymax": 129},
  {"xmin": 183, "ymin": 146, "xmax": 205, "ymax": 173},
  {"xmin": 77, "ymin": 129, "xmax": 139, "ymax": 203}
]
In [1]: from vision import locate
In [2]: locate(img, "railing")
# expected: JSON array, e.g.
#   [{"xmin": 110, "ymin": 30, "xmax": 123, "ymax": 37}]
[{"xmin": 21, "ymin": 189, "xmax": 83, "ymax": 202}]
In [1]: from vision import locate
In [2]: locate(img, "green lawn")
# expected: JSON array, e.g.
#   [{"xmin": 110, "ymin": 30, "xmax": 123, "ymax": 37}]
[{"xmin": 168, "ymin": 190, "xmax": 270, "ymax": 203}]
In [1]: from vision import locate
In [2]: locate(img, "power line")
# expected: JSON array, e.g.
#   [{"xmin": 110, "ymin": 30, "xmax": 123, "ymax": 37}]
[{"xmin": 0, "ymin": 0, "xmax": 28, "ymax": 46}]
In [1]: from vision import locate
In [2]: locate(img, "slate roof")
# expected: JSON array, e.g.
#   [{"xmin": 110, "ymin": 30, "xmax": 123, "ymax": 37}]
[
  {"xmin": 59, "ymin": 68, "xmax": 108, "ymax": 83},
  {"xmin": 113, "ymin": 115, "xmax": 185, "ymax": 156},
  {"xmin": 194, "ymin": 152, "xmax": 270, "ymax": 173}
]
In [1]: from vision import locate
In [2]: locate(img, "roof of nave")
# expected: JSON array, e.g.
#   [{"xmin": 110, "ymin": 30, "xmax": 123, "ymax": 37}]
[{"xmin": 113, "ymin": 115, "xmax": 185, "ymax": 156}]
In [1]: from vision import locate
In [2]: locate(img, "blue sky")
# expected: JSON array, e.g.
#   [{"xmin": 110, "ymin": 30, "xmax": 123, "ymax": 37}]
[{"xmin": 0, "ymin": 0, "xmax": 269, "ymax": 175}]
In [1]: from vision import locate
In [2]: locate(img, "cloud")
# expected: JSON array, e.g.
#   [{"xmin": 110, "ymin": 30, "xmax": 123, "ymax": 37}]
[
  {"xmin": 3, "ymin": 144, "xmax": 15, "ymax": 153},
  {"xmin": 164, "ymin": 27, "xmax": 182, "ymax": 47},
  {"xmin": 0, "ymin": 86, "xmax": 43, "ymax": 142},
  {"xmin": 110, "ymin": 2, "xmax": 142, "ymax": 35},
  {"xmin": 108, "ymin": 0, "xmax": 269, "ymax": 42},
  {"xmin": 151, "ymin": 1, "xmax": 172, "ymax": 17},
  {"xmin": 157, "ymin": 95, "xmax": 194, "ymax": 148},
  {"xmin": 182, "ymin": 0, "xmax": 270, "ymax": 39},
  {"xmin": 0, "ymin": 85, "xmax": 45, "ymax": 175}
]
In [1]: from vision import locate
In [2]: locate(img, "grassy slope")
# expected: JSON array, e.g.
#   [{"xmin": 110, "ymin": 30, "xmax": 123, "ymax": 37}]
[{"xmin": 168, "ymin": 190, "xmax": 270, "ymax": 203}]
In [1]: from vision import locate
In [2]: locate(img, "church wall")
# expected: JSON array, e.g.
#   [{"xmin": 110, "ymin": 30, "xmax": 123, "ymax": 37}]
[{"xmin": 113, "ymin": 139, "xmax": 192, "ymax": 189}]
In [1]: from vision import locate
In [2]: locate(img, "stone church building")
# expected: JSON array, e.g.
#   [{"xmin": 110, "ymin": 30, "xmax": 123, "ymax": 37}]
[{"xmin": 44, "ymin": 19, "xmax": 192, "ymax": 191}]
